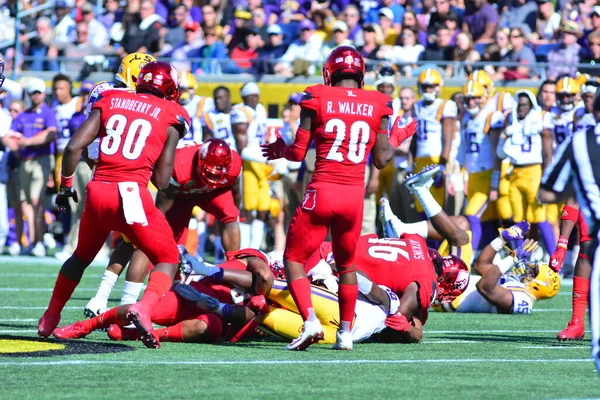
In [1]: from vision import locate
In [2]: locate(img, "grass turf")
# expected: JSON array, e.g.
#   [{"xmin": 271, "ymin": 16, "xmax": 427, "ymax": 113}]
[{"xmin": 0, "ymin": 257, "xmax": 599, "ymax": 399}]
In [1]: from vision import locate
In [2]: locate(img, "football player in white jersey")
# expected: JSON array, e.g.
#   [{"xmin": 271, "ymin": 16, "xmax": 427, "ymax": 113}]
[
  {"xmin": 413, "ymin": 68, "xmax": 457, "ymax": 214},
  {"xmin": 52, "ymin": 74, "xmax": 81, "ymax": 182},
  {"xmin": 497, "ymin": 90, "xmax": 556, "ymax": 256},
  {"xmin": 456, "ymin": 80, "xmax": 505, "ymax": 251},
  {"xmin": 178, "ymin": 71, "xmax": 214, "ymax": 148},
  {"xmin": 201, "ymin": 86, "xmax": 236, "ymax": 151},
  {"xmin": 231, "ymin": 82, "xmax": 270, "ymax": 251}
]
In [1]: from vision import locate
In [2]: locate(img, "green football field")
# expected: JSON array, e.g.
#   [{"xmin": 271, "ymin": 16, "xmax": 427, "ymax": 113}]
[{"xmin": 1, "ymin": 257, "xmax": 599, "ymax": 399}]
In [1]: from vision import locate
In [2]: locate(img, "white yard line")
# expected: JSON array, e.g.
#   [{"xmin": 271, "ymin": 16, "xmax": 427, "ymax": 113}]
[
  {"xmin": 0, "ymin": 273, "xmax": 102, "ymax": 278},
  {"xmin": 0, "ymin": 288, "xmax": 96, "ymax": 292},
  {"xmin": 520, "ymin": 346, "xmax": 589, "ymax": 349},
  {"xmin": 428, "ymin": 329, "xmax": 591, "ymax": 334},
  {"xmin": 0, "ymin": 306, "xmax": 80, "ymax": 310},
  {"xmin": 0, "ymin": 319, "xmax": 36, "ymax": 322}
]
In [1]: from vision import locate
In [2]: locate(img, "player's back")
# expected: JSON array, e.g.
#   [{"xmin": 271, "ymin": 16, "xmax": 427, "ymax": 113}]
[
  {"xmin": 92, "ymin": 90, "xmax": 189, "ymax": 186},
  {"xmin": 301, "ymin": 84, "xmax": 392, "ymax": 186}
]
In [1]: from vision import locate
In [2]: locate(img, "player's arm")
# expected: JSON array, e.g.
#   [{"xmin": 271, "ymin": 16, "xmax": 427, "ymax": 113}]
[
  {"xmin": 155, "ymin": 184, "xmax": 179, "ymax": 214},
  {"xmin": 371, "ymin": 116, "xmax": 394, "ymax": 169},
  {"xmin": 427, "ymin": 212, "xmax": 470, "ymax": 246},
  {"xmin": 440, "ymin": 117, "xmax": 455, "ymax": 167},
  {"xmin": 151, "ymin": 126, "xmax": 181, "ymax": 190},
  {"xmin": 232, "ymin": 122, "xmax": 248, "ymax": 153},
  {"xmin": 20, "ymin": 126, "xmax": 57, "ymax": 147},
  {"xmin": 231, "ymin": 177, "xmax": 242, "ymax": 208},
  {"xmin": 61, "ymin": 109, "xmax": 102, "ymax": 179},
  {"xmin": 541, "ymin": 127, "xmax": 554, "ymax": 169},
  {"xmin": 474, "ymin": 241, "xmax": 514, "ymax": 313},
  {"xmin": 384, "ymin": 283, "xmax": 424, "ymax": 343},
  {"xmin": 202, "ymin": 126, "xmax": 214, "ymax": 141}
]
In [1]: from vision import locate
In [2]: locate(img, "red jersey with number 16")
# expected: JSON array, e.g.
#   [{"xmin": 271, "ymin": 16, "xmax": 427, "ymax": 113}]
[
  {"xmin": 91, "ymin": 90, "xmax": 191, "ymax": 186},
  {"xmin": 300, "ymin": 84, "xmax": 392, "ymax": 186}
]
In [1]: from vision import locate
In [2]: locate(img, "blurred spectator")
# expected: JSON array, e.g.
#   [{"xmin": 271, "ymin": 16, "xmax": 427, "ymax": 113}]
[
  {"xmin": 11, "ymin": 78, "xmax": 57, "ymax": 257},
  {"xmin": 492, "ymin": 26, "xmax": 537, "ymax": 81},
  {"xmin": 446, "ymin": 31, "xmax": 480, "ymax": 77},
  {"xmin": 197, "ymin": 26, "xmax": 228, "ymax": 74},
  {"xmin": 482, "ymin": 43, "xmax": 501, "ymax": 75},
  {"xmin": 531, "ymin": 0, "xmax": 561, "ymax": 44},
  {"xmin": 52, "ymin": 74, "xmax": 79, "ymax": 179},
  {"xmin": 200, "ymin": 5, "xmax": 222, "ymax": 38},
  {"xmin": 150, "ymin": 0, "xmax": 169, "ymax": 23},
  {"xmin": 358, "ymin": 24, "xmax": 384, "ymax": 70},
  {"xmin": 98, "ymin": 0, "xmax": 123, "ymax": 30},
  {"xmin": 252, "ymin": 24, "xmax": 289, "ymax": 76},
  {"xmin": 81, "ymin": 2, "xmax": 110, "ymax": 48},
  {"xmin": 402, "ymin": 10, "xmax": 428, "ymax": 46},
  {"xmin": 462, "ymin": 0, "xmax": 498, "ymax": 43},
  {"xmin": 388, "ymin": 27, "xmax": 425, "ymax": 76},
  {"xmin": 444, "ymin": 10, "xmax": 462, "ymax": 45},
  {"xmin": 382, "ymin": 0, "xmax": 406, "ymax": 23},
  {"xmin": 379, "ymin": 8, "xmax": 399, "ymax": 45},
  {"xmin": 495, "ymin": 27, "xmax": 512, "ymax": 57},
  {"xmin": 163, "ymin": 4, "xmax": 189, "ymax": 51},
  {"xmin": 251, "ymin": 8, "xmax": 269, "ymax": 46},
  {"xmin": 58, "ymin": 21, "xmax": 116, "ymax": 77},
  {"xmin": 162, "ymin": 20, "xmax": 204, "ymax": 73},
  {"xmin": 536, "ymin": 78, "xmax": 556, "ymax": 111},
  {"xmin": 417, "ymin": 0, "xmax": 434, "ymax": 30},
  {"xmin": 0, "ymin": 99, "xmax": 11, "ymax": 250},
  {"xmin": 312, "ymin": 10, "xmax": 335, "ymax": 43},
  {"xmin": 344, "ymin": 5, "xmax": 364, "ymax": 47},
  {"xmin": 546, "ymin": 20, "xmax": 582, "ymax": 80},
  {"xmin": 579, "ymin": 31, "xmax": 600, "ymax": 76},
  {"xmin": 120, "ymin": 0, "xmax": 164, "ymax": 55},
  {"xmin": 5, "ymin": 99, "xmax": 26, "ymax": 256},
  {"xmin": 225, "ymin": 9, "xmax": 254, "ymax": 51},
  {"xmin": 226, "ymin": 29, "xmax": 262, "ymax": 74},
  {"xmin": 499, "ymin": 0, "xmax": 537, "ymax": 34},
  {"xmin": 274, "ymin": 19, "xmax": 323, "ymax": 78},
  {"xmin": 25, "ymin": 17, "xmax": 59, "ymax": 72},
  {"xmin": 183, "ymin": 0, "xmax": 201, "ymax": 23},
  {"xmin": 419, "ymin": 26, "xmax": 453, "ymax": 63},
  {"xmin": 320, "ymin": 21, "xmax": 352, "ymax": 60},
  {"xmin": 361, "ymin": 0, "xmax": 381, "ymax": 24},
  {"xmin": 429, "ymin": 0, "xmax": 462, "ymax": 36},
  {"xmin": 53, "ymin": 0, "xmax": 77, "ymax": 48}
]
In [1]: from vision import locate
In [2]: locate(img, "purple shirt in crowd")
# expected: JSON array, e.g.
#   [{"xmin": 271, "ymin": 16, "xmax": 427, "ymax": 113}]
[
  {"xmin": 462, "ymin": 3, "xmax": 498, "ymax": 41},
  {"xmin": 11, "ymin": 103, "xmax": 57, "ymax": 159}
]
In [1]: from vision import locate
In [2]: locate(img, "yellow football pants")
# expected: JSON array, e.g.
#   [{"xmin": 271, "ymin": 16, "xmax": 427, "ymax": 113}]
[
  {"xmin": 497, "ymin": 160, "xmax": 513, "ymax": 220},
  {"xmin": 465, "ymin": 170, "xmax": 498, "ymax": 221},
  {"xmin": 243, "ymin": 161, "xmax": 274, "ymax": 211},
  {"xmin": 509, "ymin": 164, "xmax": 546, "ymax": 223},
  {"xmin": 438, "ymin": 230, "xmax": 473, "ymax": 271}
]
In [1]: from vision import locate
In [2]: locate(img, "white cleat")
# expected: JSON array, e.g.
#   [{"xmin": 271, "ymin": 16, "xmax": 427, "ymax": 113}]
[
  {"xmin": 379, "ymin": 198, "xmax": 403, "ymax": 239},
  {"xmin": 285, "ymin": 319, "xmax": 325, "ymax": 351},
  {"xmin": 30, "ymin": 242, "xmax": 46, "ymax": 257},
  {"xmin": 8, "ymin": 242, "xmax": 20, "ymax": 256},
  {"xmin": 404, "ymin": 164, "xmax": 439, "ymax": 194},
  {"xmin": 333, "ymin": 329, "xmax": 353, "ymax": 351},
  {"xmin": 84, "ymin": 297, "xmax": 108, "ymax": 319}
]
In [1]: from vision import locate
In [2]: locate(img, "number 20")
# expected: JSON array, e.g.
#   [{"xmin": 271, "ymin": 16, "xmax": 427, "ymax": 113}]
[
  {"xmin": 325, "ymin": 118, "xmax": 370, "ymax": 163},
  {"xmin": 100, "ymin": 114, "xmax": 152, "ymax": 160}
]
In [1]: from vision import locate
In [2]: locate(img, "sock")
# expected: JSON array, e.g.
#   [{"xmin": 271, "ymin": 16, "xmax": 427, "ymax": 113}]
[
  {"xmin": 414, "ymin": 188, "xmax": 442, "ymax": 218},
  {"xmin": 156, "ymin": 321, "xmax": 185, "ymax": 342},
  {"xmin": 214, "ymin": 236, "xmax": 224, "ymax": 263},
  {"xmin": 196, "ymin": 221, "xmax": 206, "ymax": 258},
  {"xmin": 120, "ymin": 281, "xmax": 144, "ymax": 305},
  {"xmin": 250, "ymin": 219, "xmax": 265, "ymax": 250},
  {"xmin": 572, "ymin": 276, "xmax": 590, "ymax": 321},
  {"xmin": 466, "ymin": 216, "xmax": 482, "ymax": 251},
  {"xmin": 48, "ymin": 272, "xmax": 80, "ymax": 315},
  {"xmin": 289, "ymin": 277, "xmax": 314, "ymax": 321},
  {"xmin": 139, "ymin": 271, "xmax": 172, "ymax": 308},
  {"xmin": 537, "ymin": 221, "xmax": 556, "ymax": 255},
  {"xmin": 95, "ymin": 270, "xmax": 119, "ymax": 304},
  {"xmin": 338, "ymin": 283, "xmax": 358, "ymax": 331},
  {"xmin": 83, "ymin": 307, "xmax": 118, "ymax": 331},
  {"xmin": 190, "ymin": 258, "xmax": 223, "ymax": 279},
  {"xmin": 239, "ymin": 222, "xmax": 251, "ymax": 249},
  {"xmin": 218, "ymin": 303, "xmax": 233, "ymax": 319}
]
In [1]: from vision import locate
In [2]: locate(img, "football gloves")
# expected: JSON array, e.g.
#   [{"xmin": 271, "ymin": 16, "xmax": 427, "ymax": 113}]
[
  {"xmin": 514, "ymin": 239, "xmax": 539, "ymax": 262},
  {"xmin": 55, "ymin": 187, "xmax": 78, "ymax": 212},
  {"xmin": 385, "ymin": 312, "xmax": 411, "ymax": 332},
  {"xmin": 388, "ymin": 117, "xmax": 417, "ymax": 148},
  {"xmin": 261, "ymin": 131, "xmax": 286, "ymax": 161},
  {"xmin": 499, "ymin": 221, "xmax": 530, "ymax": 242}
]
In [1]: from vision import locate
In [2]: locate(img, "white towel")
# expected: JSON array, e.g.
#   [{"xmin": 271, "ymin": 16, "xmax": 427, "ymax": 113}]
[{"xmin": 118, "ymin": 182, "xmax": 148, "ymax": 226}]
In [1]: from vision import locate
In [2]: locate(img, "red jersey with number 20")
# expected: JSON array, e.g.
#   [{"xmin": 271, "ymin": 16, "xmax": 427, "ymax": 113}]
[
  {"xmin": 91, "ymin": 90, "xmax": 191, "ymax": 186},
  {"xmin": 300, "ymin": 84, "xmax": 392, "ymax": 186}
]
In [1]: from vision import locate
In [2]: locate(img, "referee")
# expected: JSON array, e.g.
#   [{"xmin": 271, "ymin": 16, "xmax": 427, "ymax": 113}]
[{"xmin": 538, "ymin": 90, "xmax": 600, "ymax": 373}]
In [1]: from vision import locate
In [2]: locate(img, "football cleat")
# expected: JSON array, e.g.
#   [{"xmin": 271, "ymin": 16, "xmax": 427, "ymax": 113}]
[
  {"xmin": 38, "ymin": 311, "xmax": 60, "ymax": 338},
  {"xmin": 178, "ymin": 244, "xmax": 216, "ymax": 277},
  {"xmin": 174, "ymin": 283, "xmax": 221, "ymax": 313},
  {"xmin": 178, "ymin": 245, "xmax": 194, "ymax": 281},
  {"xmin": 84, "ymin": 297, "xmax": 108, "ymax": 319},
  {"xmin": 404, "ymin": 164, "xmax": 440, "ymax": 194},
  {"xmin": 126, "ymin": 303, "xmax": 160, "ymax": 349},
  {"xmin": 285, "ymin": 319, "xmax": 325, "ymax": 351},
  {"xmin": 379, "ymin": 198, "xmax": 402, "ymax": 239},
  {"xmin": 333, "ymin": 329, "xmax": 353, "ymax": 351},
  {"xmin": 53, "ymin": 321, "xmax": 92, "ymax": 340},
  {"xmin": 557, "ymin": 318, "xmax": 585, "ymax": 341},
  {"xmin": 107, "ymin": 324, "xmax": 139, "ymax": 341}
]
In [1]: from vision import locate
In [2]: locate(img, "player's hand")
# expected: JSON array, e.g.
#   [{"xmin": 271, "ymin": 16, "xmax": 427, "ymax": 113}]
[
  {"xmin": 261, "ymin": 131, "xmax": 286, "ymax": 160},
  {"xmin": 514, "ymin": 239, "xmax": 539, "ymax": 262},
  {"xmin": 499, "ymin": 221, "xmax": 530, "ymax": 242},
  {"xmin": 55, "ymin": 187, "xmax": 78, "ymax": 213},
  {"xmin": 385, "ymin": 312, "xmax": 411, "ymax": 332},
  {"xmin": 549, "ymin": 247, "xmax": 567, "ymax": 272},
  {"xmin": 388, "ymin": 117, "xmax": 417, "ymax": 148},
  {"xmin": 247, "ymin": 295, "xmax": 270, "ymax": 315}
]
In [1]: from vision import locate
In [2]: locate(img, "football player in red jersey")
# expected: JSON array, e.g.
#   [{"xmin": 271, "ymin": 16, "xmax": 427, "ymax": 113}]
[
  {"xmin": 38, "ymin": 61, "xmax": 191, "ymax": 349},
  {"xmin": 262, "ymin": 46, "xmax": 417, "ymax": 350}
]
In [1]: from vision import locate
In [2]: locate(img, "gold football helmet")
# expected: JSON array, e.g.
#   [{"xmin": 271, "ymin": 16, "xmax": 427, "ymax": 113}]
[
  {"xmin": 523, "ymin": 262, "xmax": 560, "ymax": 300},
  {"xmin": 468, "ymin": 70, "xmax": 494, "ymax": 97},
  {"xmin": 115, "ymin": 53, "xmax": 156, "ymax": 89},
  {"xmin": 462, "ymin": 80, "xmax": 487, "ymax": 116},
  {"xmin": 417, "ymin": 68, "xmax": 443, "ymax": 102},
  {"xmin": 179, "ymin": 71, "xmax": 198, "ymax": 105},
  {"xmin": 556, "ymin": 76, "xmax": 580, "ymax": 111}
]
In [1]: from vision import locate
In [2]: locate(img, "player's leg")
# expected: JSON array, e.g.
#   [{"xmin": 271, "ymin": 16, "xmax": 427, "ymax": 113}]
[
  {"xmin": 464, "ymin": 171, "xmax": 491, "ymax": 251},
  {"xmin": 156, "ymin": 314, "xmax": 223, "ymax": 343},
  {"xmin": 252, "ymin": 162, "xmax": 273, "ymax": 250},
  {"xmin": 508, "ymin": 170, "xmax": 525, "ymax": 223},
  {"xmin": 197, "ymin": 190, "xmax": 241, "ymax": 260},
  {"xmin": 589, "ymin": 233, "xmax": 600, "ymax": 374},
  {"xmin": 497, "ymin": 160, "xmax": 513, "ymax": 226},
  {"xmin": 527, "ymin": 166, "xmax": 556, "ymax": 255},
  {"xmin": 53, "ymin": 305, "xmax": 130, "ymax": 339},
  {"xmin": 241, "ymin": 161, "xmax": 258, "ymax": 249},
  {"xmin": 38, "ymin": 182, "xmax": 111, "ymax": 337}
]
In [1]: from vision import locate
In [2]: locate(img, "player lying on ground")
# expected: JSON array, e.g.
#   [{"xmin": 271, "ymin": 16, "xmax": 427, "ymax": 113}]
[{"xmin": 52, "ymin": 249, "xmax": 274, "ymax": 343}]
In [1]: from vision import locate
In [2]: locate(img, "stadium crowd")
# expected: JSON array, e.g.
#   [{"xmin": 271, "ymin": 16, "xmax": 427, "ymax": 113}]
[{"xmin": 2, "ymin": 0, "xmax": 600, "ymax": 79}]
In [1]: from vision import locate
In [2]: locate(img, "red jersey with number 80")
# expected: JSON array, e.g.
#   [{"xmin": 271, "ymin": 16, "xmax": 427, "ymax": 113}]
[
  {"xmin": 91, "ymin": 90, "xmax": 191, "ymax": 186},
  {"xmin": 300, "ymin": 84, "xmax": 392, "ymax": 186}
]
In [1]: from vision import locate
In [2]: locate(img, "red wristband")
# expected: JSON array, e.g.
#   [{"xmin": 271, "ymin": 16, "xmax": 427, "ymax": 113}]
[
  {"xmin": 560, "ymin": 205, "xmax": 579, "ymax": 223},
  {"xmin": 557, "ymin": 236, "xmax": 569, "ymax": 249},
  {"xmin": 60, "ymin": 174, "xmax": 74, "ymax": 188}
]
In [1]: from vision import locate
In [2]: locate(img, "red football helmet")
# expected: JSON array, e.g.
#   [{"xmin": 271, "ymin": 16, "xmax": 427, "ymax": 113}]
[
  {"xmin": 429, "ymin": 249, "xmax": 470, "ymax": 300},
  {"xmin": 136, "ymin": 61, "xmax": 182, "ymax": 102},
  {"xmin": 197, "ymin": 138, "xmax": 232, "ymax": 188},
  {"xmin": 322, "ymin": 46, "xmax": 365, "ymax": 88}
]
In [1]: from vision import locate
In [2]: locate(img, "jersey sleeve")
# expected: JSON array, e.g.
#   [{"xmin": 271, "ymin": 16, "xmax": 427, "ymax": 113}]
[
  {"xmin": 540, "ymin": 134, "xmax": 574, "ymax": 193},
  {"xmin": 510, "ymin": 290, "xmax": 534, "ymax": 314},
  {"xmin": 299, "ymin": 85, "xmax": 321, "ymax": 112},
  {"xmin": 170, "ymin": 103, "xmax": 191, "ymax": 139},
  {"xmin": 230, "ymin": 107, "xmax": 250, "ymax": 125},
  {"xmin": 501, "ymin": 93, "xmax": 513, "ymax": 112},
  {"xmin": 442, "ymin": 100, "xmax": 458, "ymax": 119},
  {"xmin": 490, "ymin": 111, "xmax": 505, "ymax": 130}
]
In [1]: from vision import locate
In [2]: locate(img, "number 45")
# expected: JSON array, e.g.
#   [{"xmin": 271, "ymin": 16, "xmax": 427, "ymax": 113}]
[{"xmin": 325, "ymin": 118, "xmax": 371, "ymax": 164}]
